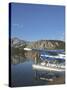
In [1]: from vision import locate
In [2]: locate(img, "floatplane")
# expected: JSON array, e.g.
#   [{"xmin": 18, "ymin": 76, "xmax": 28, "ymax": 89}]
[{"xmin": 24, "ymin": 48, "xmax": 65, "ymax": 76}]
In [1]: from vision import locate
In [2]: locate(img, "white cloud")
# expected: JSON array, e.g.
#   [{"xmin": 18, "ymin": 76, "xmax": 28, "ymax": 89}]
[
  {"xmin": 13, "ymin": 23, "xmax": 19, "ymax": 26},
  {"xmin": 12, "ymin": 23, "xmax": 23, "ymax": 29}
]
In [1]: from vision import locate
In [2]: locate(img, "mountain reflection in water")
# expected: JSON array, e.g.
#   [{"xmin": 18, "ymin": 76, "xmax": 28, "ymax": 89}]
[{"xmin": 11, "ymin": 51, "xmax": 65, "ymax": 87}]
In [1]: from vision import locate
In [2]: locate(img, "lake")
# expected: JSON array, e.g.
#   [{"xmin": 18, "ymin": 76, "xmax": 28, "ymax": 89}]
[
  {"xmin": 11, "ymin": 56, "xmax": 49, "ymax": 87},
  {"xmin": 11, "ymin": 50, "xmax": 65, "ymax": 87}
]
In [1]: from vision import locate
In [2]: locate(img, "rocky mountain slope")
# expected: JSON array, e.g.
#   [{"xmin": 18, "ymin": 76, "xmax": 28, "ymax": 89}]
[{"xmin": 11, "ymin": 38, "xmax": 65, "ymax": 49}]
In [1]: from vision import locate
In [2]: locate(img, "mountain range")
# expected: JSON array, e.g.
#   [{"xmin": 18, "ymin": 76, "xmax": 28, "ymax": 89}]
[{"xmin": 11, "ymin": 37, "xmax": 65, "ymax": 50}]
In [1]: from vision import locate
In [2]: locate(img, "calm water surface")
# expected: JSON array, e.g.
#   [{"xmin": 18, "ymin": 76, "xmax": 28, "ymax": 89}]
[
  {"xmin": 11, "ymin": 50, "xmax": 65, "ymax": 87},
  {"xmin": 11, "ymin": 57, "xmax": 48, "ymax": 87}
]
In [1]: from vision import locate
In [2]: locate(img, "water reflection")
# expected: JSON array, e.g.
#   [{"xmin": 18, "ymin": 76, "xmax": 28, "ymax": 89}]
[
  {"xmin": 11, "ymin": 50, "xmax": 40, "ymax": 64},
  {"xmin": 11, "ymin": 50, "xmax": 65, "ymax": 87},
  {"xmin": 11, "ymin": 55, "xmax": 26, "ymax": 64}
]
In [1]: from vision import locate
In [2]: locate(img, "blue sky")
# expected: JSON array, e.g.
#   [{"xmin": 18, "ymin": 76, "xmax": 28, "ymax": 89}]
[{"xmin": 11, "ymin": 3, "xmax": 65, "ymax": 41}]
